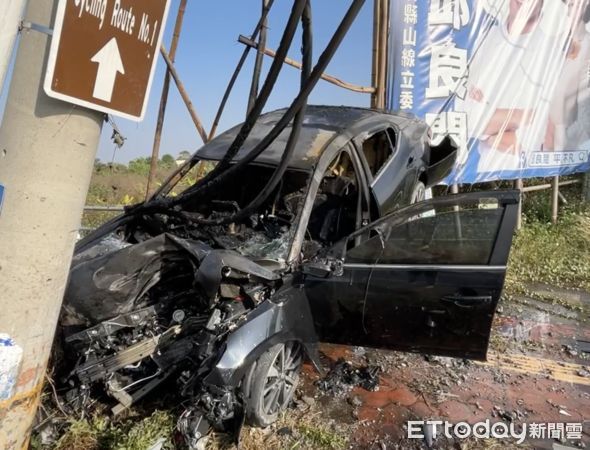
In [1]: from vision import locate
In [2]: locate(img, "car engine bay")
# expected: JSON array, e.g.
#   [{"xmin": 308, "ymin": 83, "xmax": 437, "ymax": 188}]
[{"xmin": 57, "ymin": 164, "xmax": 317, "ymax": 440}]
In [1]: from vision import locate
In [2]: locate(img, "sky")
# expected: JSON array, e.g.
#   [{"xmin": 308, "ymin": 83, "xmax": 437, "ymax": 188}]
[{"xmin": 0, "ymin": 0, "xmax": 374, "ymax": 163}]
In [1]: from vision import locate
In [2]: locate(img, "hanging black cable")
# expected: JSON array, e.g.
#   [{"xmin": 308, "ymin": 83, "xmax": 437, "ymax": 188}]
[
  {"xmin": 208, "ymin": 0, "xmax": 275, "ymax": 140},
  {"xmin": 189, "ymin": 0, "xmax": 307, "ymax": 194},
  {"xmin": 181, "ymin": 0, "xmax": 366, "ymax": 213},
  {"xmin": 216, "ymin": 0, "xmax": 312, "ymax": 225},
  {"xmin": 247, "ymin": 0, "xmax": 271, "ymax": 115},
  {"xmin": 130, "ymin": 0, "xmax": 306, "ymax": 217}
]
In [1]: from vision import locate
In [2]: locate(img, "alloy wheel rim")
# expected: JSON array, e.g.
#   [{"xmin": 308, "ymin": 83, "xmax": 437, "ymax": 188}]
[{"xmin": 261, "ymin": 342, "xmax": 302, "ymax": 416}]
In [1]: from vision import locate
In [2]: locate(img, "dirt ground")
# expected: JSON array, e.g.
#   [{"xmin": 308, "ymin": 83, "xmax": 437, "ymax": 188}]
[{"xmin": 234, "ymin": 282, "xmax": 589, "ymax": 450}]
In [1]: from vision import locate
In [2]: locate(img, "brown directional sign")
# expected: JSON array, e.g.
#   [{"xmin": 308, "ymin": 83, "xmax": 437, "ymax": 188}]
[{"xmin": 44, "ymin": 0, "xmax": 171, "ymax": 121}]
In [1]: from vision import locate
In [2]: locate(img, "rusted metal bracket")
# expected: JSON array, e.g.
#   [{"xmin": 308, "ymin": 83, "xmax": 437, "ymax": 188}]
[{"xmin": 238, "ymin": 35, "xmax": 376, "ymax": 94}]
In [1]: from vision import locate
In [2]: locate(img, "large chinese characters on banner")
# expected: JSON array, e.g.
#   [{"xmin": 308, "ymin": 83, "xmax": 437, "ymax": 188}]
[{"xmin": 388, "ymin": 0, "xmax": 590, "ymax": 184}]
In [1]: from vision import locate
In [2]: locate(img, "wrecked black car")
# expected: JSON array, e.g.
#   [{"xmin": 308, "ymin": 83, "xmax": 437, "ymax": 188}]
[{"xmin": 59, "ymin": 106, "xmax": 518, "ymax": 443}]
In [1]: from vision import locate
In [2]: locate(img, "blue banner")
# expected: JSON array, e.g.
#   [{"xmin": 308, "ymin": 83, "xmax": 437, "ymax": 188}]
[{"xmin": 388, "ymin": 0, "xmax": 590, "ymax": 184}]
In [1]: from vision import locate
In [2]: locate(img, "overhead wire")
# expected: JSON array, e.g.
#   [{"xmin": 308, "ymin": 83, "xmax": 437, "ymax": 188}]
[
  {"xmin": 183, "ymin": 0, "xmax": 309, "ymax": 195},
  {"xmin": 207, "ymin": 0, "xmax": 276, "ymax": 140},
  {"xmin": 177, "ymin": 0, "xmax": 367, "ymax": 224},
  {"xmin": 209, "ymin": 0, "xmax": 313, "ymax": 225}
]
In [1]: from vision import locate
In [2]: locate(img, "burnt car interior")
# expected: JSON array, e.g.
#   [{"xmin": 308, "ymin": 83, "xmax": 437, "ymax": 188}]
[
  {"xmin": 167, "ymin": 164, "xmax": 311, "ymax": 262},
  {"xmin": 306, "ymin": 151, "xmax": 360, "ymax": 248}
]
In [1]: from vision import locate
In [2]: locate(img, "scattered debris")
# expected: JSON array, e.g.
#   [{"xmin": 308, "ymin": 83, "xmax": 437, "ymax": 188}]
[
  {"xmin": 316, "ymin": 359, "xmax": 380, "ymax": 398},
  {"xmin": 348, "ymin": 395, "xmax": 363, "ymax": 407},
  {"xmin": 562, "ymin": 345, "xmax": 578, "ymax": 357}
]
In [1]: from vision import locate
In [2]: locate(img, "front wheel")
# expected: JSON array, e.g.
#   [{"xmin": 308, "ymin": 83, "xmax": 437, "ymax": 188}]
[{"xmin": 242, "ymin": 341, "xmax": 303, "ymax": 427}]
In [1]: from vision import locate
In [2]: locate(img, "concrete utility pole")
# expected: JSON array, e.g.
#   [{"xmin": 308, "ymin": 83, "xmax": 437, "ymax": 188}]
[
  {"xmin": 0, "ymin": 0, "xmax": 26, "ymax": 93},
  {"xmin": 0, "ymin": 0, "xmax": 103, "ymax": 447}
]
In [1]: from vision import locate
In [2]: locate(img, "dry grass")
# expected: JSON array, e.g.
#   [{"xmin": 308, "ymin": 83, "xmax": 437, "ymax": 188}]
[
  {"xmin": 48, "ymin": 411, "xmax": 175, "ymax": 450},
  {"xmin": 206, "ymin": 408, "xmax": 347, "ymax": 450}
]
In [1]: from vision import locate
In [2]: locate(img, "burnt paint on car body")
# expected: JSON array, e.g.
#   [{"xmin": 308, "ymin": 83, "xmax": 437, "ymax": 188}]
[
  {"xmin": 204, "ymin": 277, "xmax": 322, "ymax": 388},
  {"xmin": 195, "ymin": 106, "xmax": 419, "ymax": 171},
  {"xmin": 60, "ymin": 106, "xmax": 508, "ymax": 439},
  {"xmin": 193, "ymin": 105, "xmax": 449, "ymax": 217}
]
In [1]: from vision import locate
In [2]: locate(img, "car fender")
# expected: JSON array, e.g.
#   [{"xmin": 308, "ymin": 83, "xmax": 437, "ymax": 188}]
[{"xmin": 203, "ymin": 279, "xmax": 322, "ymax": 388}]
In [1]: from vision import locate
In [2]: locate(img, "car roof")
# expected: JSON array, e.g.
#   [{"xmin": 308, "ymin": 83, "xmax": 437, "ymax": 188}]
[{"xmin": 195, "ymin": 105, "xmax": 418, "ymax": 170}]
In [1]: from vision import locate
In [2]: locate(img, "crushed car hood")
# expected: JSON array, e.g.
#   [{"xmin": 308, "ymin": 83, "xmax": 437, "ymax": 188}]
[{"xmin": 63, "ymin": 233, "xmax": 279, "ymax": 325}]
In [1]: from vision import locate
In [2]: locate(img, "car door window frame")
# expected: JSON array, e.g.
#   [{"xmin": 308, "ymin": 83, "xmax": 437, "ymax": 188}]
[
  {"xmin": 354, "ymin": 125, "xmax": 400, "ymax": 186},
  {"xmin": 327, "ymin": 191, "xmax": 519, "ymax": 268},
  {"xmin": 287, "ymin": 142, "xmax": 372, "ymax": 263}
]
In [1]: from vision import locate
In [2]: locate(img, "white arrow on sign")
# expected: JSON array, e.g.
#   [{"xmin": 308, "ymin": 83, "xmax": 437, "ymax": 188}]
[{"xmin": 90, "ymin": 37, "xmax": 125, "ymax": 102}]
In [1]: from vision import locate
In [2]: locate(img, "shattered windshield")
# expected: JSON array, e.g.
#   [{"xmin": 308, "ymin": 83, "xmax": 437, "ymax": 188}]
[{"xmin": 144, "ymin": 161, "xmax": 311, "ymax": 263}]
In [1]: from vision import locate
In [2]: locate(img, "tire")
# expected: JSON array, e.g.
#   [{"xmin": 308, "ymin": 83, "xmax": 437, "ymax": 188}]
[
  {"xmin": 242, "ymin": 341, "xmax": 303, "ymax": 427},
  {"xmin": 410, "ymin": 181, "xmax": 426, "ymax": 203}
]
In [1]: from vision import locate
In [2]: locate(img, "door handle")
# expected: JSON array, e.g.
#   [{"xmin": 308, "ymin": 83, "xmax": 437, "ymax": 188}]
[{"xmin": 441, "ymin": 295, "xmax": 492, "ymax": 308}]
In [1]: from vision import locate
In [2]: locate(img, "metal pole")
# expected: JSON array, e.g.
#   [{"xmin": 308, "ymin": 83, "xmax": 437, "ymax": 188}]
[
  {"xmin": 145, "ymin": 0, "xmax": 187, "ymax": 200},
  {"xmin": 515, "ymin": 178, "xmax": 523, "ymax": 230},
  {"xmin": 520, "ymin": 179, "xmax": 580, "ymax": 192},
  {"xmin": 372, "ymin": 0, "xmax": 388, "ymax": 109},
  {"xmin": 376, "ymin": 0, "xmax": 389, "ymax": 109},
  {"xmin": 0, "ymin": 0, "xmax": 26, "ymax": 94},
  {"xmin": 247, "ymin": 0, "xmax": 269, "ymax": 115},
  {"xmin": 0, "ymin": 1, "xmax": 103, "ymax": 447},
  {"xmin": 551, "ymin": 175, "xmax": 559, "ymax": 224},
  {"xmin": 160, "ymin": 45, "xmax": 209, "ymax": 144},
  {"xmin": 450, "ymin": 184, "xmax": 462, "ymax": 238},
  {"xmin": 382, "ymin": 0, "xmax": 390, "ymax": 105},
  {"xmin": 208, "ymin": 0, "xmax": 275, "ymax": 140},
  {"xmin": 370, "ymin": 0, "xmax": 380, "ymax": 108},
  {"xmin": 238, "ymin": 36, "xmax": 375, "ymax": 93}
]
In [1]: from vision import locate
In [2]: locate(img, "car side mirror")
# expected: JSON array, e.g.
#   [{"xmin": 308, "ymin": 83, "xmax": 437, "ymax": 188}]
[
  {"xmin": 302, "ymin": 261, "xmax": 333, "ymax": 278},
  {"xmin": 301, "ymin": 259, "xmax": 343, "ymax": 278}
]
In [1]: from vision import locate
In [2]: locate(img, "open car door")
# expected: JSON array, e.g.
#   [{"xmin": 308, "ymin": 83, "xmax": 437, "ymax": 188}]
[{"xmin": 303, "ymin": 190, "xmax": 519, "ymax": 360}]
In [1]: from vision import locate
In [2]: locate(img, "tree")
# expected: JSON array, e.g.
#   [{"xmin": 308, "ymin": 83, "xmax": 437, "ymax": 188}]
[
  {"xmin": 128, "ymin": 157, "xmax": 151, "ymax": 175},
  {"xmin": 178, "ymin": 150, "xmax": 191, "ymax": 161},
  {"xmin": 94, "ymin": 158, "xmax": 106, "ymax": 173},
  {"xmin": 160, "ymin": 154, "xmax": 175, "ymax": 168}
]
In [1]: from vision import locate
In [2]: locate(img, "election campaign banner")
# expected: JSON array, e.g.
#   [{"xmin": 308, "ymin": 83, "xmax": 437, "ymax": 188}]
[{"xmin": 388, "ymin": 0, "xmax": 590, "ymax": 184}]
